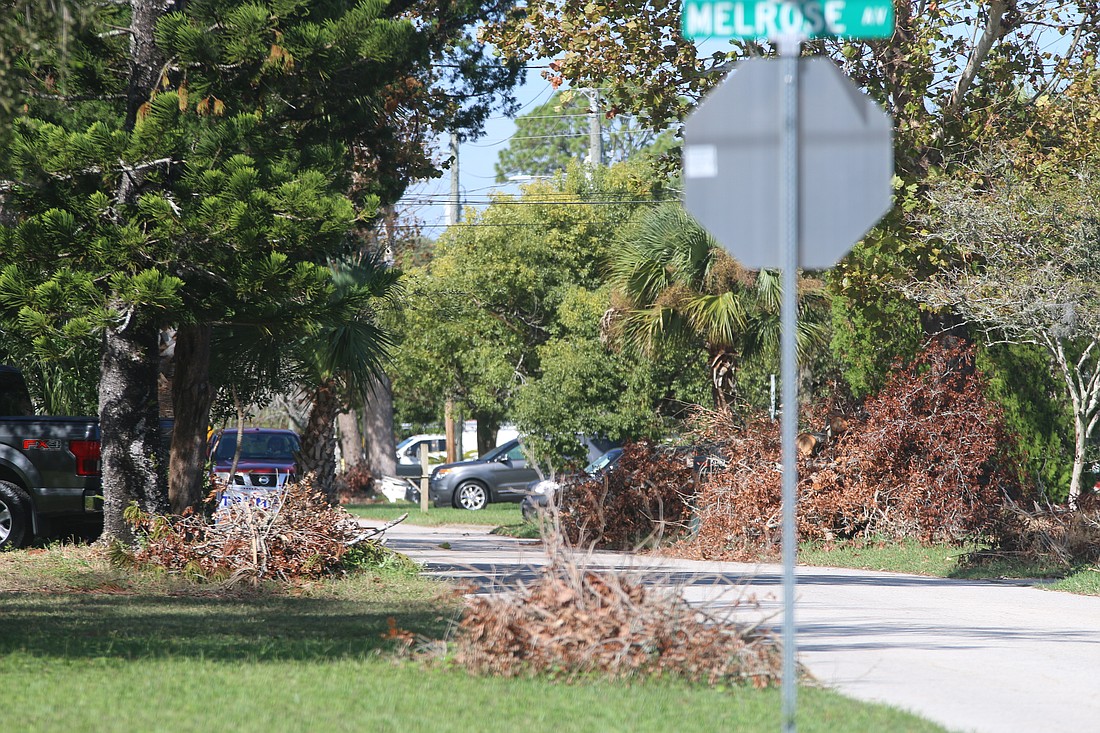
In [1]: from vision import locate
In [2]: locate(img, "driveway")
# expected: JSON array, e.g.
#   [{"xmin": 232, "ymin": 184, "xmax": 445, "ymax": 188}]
[{"xmin": 374, "ymin": 521, "xmax": 1100, "ymax": 733}]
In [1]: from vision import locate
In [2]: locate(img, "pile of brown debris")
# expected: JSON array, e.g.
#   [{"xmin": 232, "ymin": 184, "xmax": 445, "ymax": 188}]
[
  {"xmin": 452, "ymin": 557, "xmax": 783, "ymax": 687},
  {"xmin": 123, "ymin": 477, "xmax": 392, "ymax": 584}
]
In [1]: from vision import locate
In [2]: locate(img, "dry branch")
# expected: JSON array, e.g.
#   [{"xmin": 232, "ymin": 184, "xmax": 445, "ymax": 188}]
[{"xmin": 126, "ymin": 476, "xmax": 394, "ymax": 583}]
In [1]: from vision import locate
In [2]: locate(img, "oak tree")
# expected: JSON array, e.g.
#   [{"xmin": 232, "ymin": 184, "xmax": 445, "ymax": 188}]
[{"xmin": 904, "ymin": 164, "xmax": 1100, "ymax": 505}]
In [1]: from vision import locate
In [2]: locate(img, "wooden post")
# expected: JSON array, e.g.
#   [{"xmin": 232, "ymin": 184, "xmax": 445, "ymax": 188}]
[{"xmin": 445, "ymin": 397, "xmax": 458, "ymax": 463}]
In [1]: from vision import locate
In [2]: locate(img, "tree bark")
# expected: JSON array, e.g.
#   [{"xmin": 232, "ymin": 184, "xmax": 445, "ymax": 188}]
[
  {"xmin": 943, "ymin": 0, "xmax": 1011, "ymax": 118},
  {"xmin": 362, "ymin": 372, "xmax": 397, "ymax": 478},
  {"xmin": 168, "ymin": 323, "xmax": 215, "ymax": 513},
  {"xmin": 707, "ymin": 344, "xmax": 737, "ymax": 409},
  {"xmin": 298, "ymin": 380, "xmax": 341, "ymax": 503},
  {"xmin": 337, "ymin": 407, "xmax": 364, "ymax": 470},
  {"xmin": 475, "ymin": 413, "xmax": 500, "ymax": 456},
  {"xmin": 1051, "ymin": 336, "xmax": 1100, "ymax": 507},
  {"xmin": 99, "ymin": 309, "xmax": 167, "ymax": 543},
  {"xmin": 1071, "ymin": 417, "xmax": 1086, "ymax": 508},
  {"xmin": 96, "ymin": 0, "xmax": 176, "ymax": 543},
  {"xmin": 124, "ymin": 0, "xmax": 173, "ymax": 130}
]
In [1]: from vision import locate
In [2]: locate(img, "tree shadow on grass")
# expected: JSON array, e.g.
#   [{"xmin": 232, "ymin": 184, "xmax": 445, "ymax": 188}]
[{"xmin": 0, "ymin": 591, "xmax": 456, "ymax": 662}]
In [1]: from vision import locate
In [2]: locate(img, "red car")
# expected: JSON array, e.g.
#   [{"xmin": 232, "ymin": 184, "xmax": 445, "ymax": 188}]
[{"xmin": 208, "ymin": 428, "xmax": 300, "ymax": 508}]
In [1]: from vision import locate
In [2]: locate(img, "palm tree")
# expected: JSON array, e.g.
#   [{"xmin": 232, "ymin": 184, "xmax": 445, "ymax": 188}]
[
  {"xmin": 289, "ymin": 254, "xmax": 401, "ymax": 500},
  {"xmin": 607, "ymin": 203, "xmax": 827, "ymax": 407}
]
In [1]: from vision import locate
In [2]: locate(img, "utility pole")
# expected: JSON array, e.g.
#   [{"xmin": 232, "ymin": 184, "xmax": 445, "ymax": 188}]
[
  {"xmin": 445, "ymin": 132, "xmax": 461, "ymax": 227},
  {"xmin": 444, "ymin": 131, "xmax": 462, "ymax": 463},
  {"xmin": 584, "ymin": 88, "xmax": 603, "ymax": 168}
]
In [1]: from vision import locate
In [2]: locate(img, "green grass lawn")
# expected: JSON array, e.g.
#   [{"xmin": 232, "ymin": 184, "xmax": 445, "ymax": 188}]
[
  {"xmin": 1048, "ymin": 568, "xmax": 1100, "ymax": 594},
  {"xmin": 0, "ymin": 545, "xmax": 949, "ymax": 733},
  {"xmin": 798, "ymin": 538, "xmax": 981, "ymax": 577}
]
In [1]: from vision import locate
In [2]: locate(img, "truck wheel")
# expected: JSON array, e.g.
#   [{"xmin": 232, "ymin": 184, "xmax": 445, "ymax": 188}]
[{"xmin": 0, "ymin": 481, "xmax": 31, "ymax": 550}]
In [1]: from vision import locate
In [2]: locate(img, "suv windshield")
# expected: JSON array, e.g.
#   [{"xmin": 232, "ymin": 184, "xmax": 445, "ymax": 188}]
[
  {"xmin": 212, "ymin": 432, "xmax": 299, "ymax": 462},
  {"xmin": 481, "ymin": 440, "xmax": 525, "ymax": 462},
  {"xmin": 585, "ymin": 448, "xmax": 623, "ymax": 475}
]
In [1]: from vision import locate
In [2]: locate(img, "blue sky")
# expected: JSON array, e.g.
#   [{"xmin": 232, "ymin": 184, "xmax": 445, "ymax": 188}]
[
  {"xmin": 397, "ymin": 66, "xmax": 565, "ymax": 236},
  {"xmin": 396, "ymin": 35, "xmax": 739, "ymax": 237}
]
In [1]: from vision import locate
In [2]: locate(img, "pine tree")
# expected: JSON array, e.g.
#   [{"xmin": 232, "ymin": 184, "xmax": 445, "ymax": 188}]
[{"xmin": 0, "ymin": 0, "xmax": 519, "ymax": 539}]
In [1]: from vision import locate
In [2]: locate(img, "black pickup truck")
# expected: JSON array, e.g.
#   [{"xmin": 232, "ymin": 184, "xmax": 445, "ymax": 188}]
[{"xmin": 0, "ymin": 365, "xmax": 101, "ymax": 549}]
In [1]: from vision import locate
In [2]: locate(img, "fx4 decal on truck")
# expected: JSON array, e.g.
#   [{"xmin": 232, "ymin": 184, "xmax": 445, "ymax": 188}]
[{"xmin": 22, "ymin": 439, "xmax": 63, "ymax": 451}]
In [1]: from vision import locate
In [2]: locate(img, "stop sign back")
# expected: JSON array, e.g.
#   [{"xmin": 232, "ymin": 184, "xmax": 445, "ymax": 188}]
[{"xmin": 683, "ymin": 57, "xmax": 893, "ymax": 269}]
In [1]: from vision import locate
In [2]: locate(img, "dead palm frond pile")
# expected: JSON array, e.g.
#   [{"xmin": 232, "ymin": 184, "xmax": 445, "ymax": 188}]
[
  {"xmin": 452, "ymin": 530, "xmax": 782, "ymax": 687},
  {"xmin": 123, "ymin": 476, "xmax": 397, "ymax": 584}
]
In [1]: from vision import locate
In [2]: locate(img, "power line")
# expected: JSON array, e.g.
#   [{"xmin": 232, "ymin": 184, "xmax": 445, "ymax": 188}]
[
  {"xmin": 467, "ymin": 131, "xmax": 586, "ymax": 147},
  {"xmin": 469, "ymin": 123, "xmax": 663, "ymax": 148},
  {"xmin": 393, "ymin": 217, "xmax": 664, "ymax": 229},
  {"xmin": 400, "ymin": 196, "xmax": 679, "ymax": 206},
  {"xmin": 402, "ymin": 200, "xmax": 674, "ymax": 208}
]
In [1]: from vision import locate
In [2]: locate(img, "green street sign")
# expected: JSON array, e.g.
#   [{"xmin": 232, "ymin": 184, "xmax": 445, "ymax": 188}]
[{"xmin": 682, "ymin": 0, "xmax": 894, "ymax": 40}]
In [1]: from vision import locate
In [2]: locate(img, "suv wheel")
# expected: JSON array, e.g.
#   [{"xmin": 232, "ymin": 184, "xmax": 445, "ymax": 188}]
[
  {"xmin": 453, "ymin": 480, "xmax": 489, "ymax": 511},
  {"xmin": 0, "ymin": 480, "xmax": 32, "ymax": 550}
]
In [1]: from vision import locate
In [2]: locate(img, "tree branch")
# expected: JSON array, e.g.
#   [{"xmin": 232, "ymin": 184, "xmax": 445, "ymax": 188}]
[
  {"xmin": 45, "ymin": 156, "xmax": 179, "ymax": 182},
  {"xmin": 943, "ymin": 0, "xmax": 1011, "ymax": 117},
  {"xmin": 21, "ymin": 90, "xmax": 127, "ymax": 102}
]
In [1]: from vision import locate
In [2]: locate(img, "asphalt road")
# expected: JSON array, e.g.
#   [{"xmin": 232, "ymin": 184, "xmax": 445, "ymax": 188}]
[{"xmin": 372, "ymin": 521, "xmax": 1100, "ymax": 733}]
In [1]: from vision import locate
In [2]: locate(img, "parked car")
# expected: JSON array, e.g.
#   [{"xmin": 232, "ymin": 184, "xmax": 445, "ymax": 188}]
[
  {"xmin": 207, "ymin": 428, "xmax": 300, "ymax": 508},
  {"xmin": 426, "ymin": 438, "xmax": 536, "ymax": 510},
  {"xmin": 521, "ymin": 447, "xmax": 624, "ymax": 521},
  {"xmin": 426, "ymin": 436, "xmax": 620, "ymax": 511}
]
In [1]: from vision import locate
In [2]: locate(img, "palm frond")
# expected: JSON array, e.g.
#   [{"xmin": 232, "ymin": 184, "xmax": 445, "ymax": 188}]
[
  {"xmin": 609, "ymin": 203, "xmax": 717, "ymax": 303},
  {"xmin": 753, "ymin": 269, "xmax": 783, "ymax": 316},
  {"xmin": 620, "ymin": 305, "xmax": 696, "ymax": 356},
  {"xmin": 683, "ymin": 292, "xmax": 749, "ymax": 348}
]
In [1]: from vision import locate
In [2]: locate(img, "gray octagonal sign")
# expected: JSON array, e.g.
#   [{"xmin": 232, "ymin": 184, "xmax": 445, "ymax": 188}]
[{"xmin": 683, "ymin": 57, "xmax": 893, "ymax": 269}]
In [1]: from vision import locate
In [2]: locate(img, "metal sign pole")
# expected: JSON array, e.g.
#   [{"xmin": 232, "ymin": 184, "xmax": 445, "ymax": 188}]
[
  {"xmin": 777, "ymin": 30, "xmax": 803, "ymax": 733},
  {"xmin": 679, "ymin": 16, "xmax": 893, "ymax": 733}
]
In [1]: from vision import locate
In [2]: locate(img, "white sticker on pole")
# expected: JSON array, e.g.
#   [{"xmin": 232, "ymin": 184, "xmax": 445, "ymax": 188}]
[{"xmin": 683, "ymin": 145, "xmax": 718, "ymax": 178}]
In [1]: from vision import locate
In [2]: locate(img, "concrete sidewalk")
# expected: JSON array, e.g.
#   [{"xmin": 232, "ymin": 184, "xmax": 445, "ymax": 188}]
[{"xmin": 373, "ymin": 521, "xmax": 1100, "ymax": 733}]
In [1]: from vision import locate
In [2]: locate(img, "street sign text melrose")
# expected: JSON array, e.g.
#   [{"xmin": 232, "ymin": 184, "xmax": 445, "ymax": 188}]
[{"xmin": 682, "ymin": 0, "xmax": 891, "ymax": 39}]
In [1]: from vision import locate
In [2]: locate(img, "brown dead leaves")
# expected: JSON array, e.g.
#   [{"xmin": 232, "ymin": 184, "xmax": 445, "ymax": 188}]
[
  {"xmin": 452, "ymin": 561, "xmax": 782, "ymax": 687},
  {"xmin": 989, "ymin": 493, "xmax": 1100, "ymax": 568},
  {"xmin": 127, "ymin": 477, "xmax": 374, "ymax": 584},
  {"xmin": 557, "ymin": 441, "xmax": 698, "ymax": 551},
  {"xmin": 684, "ymin": 340, "xmax": 1022, "ymax": 561}
]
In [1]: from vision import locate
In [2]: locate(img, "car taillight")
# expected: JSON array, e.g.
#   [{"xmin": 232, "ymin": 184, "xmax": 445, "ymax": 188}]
[{"xmin": 70, "ymin": 440, "xmax": 101, "ymax": 477}]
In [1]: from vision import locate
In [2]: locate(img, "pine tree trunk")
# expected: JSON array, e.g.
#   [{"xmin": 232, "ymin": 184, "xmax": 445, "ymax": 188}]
[
  {"xmin": 168, "ymin": 323, "xmax": 215, "ymax": 513},
  {"xmin": 99, "ymin": 309, "xmax": 168, "ymax": 543},
  {"xmin": 299, "ymin": 381, "xmax": 341, "ymax": 503},
  {"xmin": 362, "ymin": 372, "xmax": 396, "ymax": 478},
  {"xmin": 124, "ymin": 0, "xmax": 169, "ymax": 130},
  {"xmin": 97, "ymin": 0, "xmax": 172, "ymax": 544}
]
